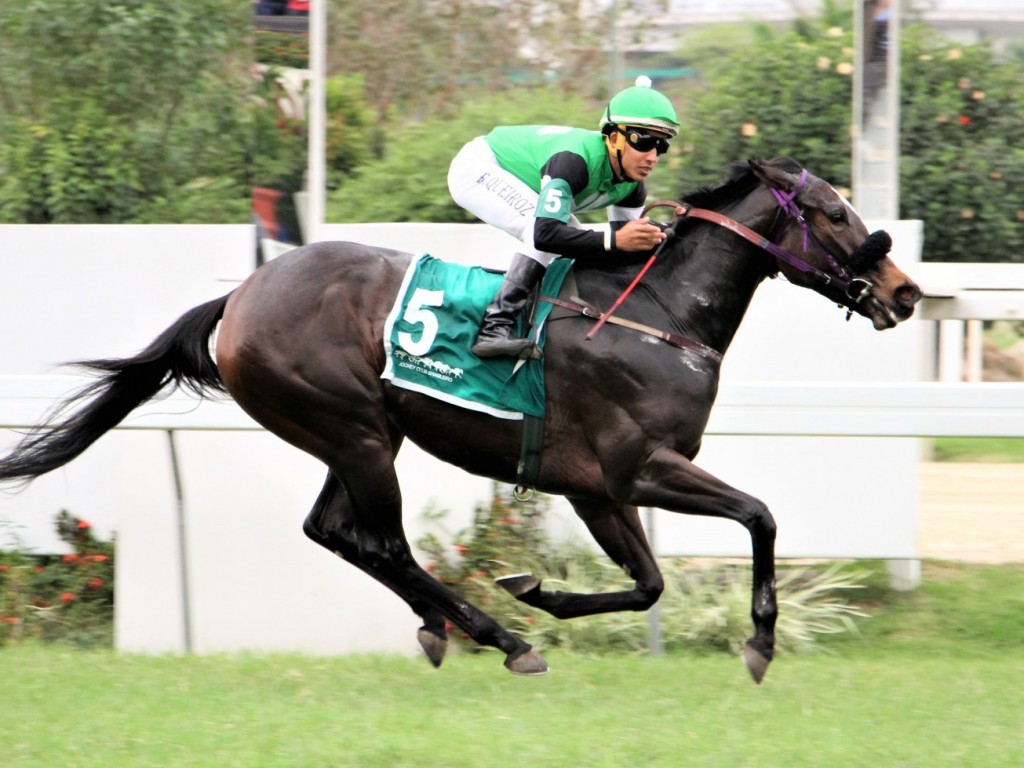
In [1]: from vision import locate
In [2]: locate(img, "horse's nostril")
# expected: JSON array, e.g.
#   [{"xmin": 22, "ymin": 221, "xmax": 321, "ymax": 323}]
[{"xmin": 896, "ymin": 283, "xmax": 922, "ymax": 307}]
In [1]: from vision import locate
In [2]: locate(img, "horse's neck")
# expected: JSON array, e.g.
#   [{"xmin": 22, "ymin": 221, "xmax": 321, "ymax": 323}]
[{"xmin": 638, "ymin": 199, "xmax": 777, "ymax": 354}]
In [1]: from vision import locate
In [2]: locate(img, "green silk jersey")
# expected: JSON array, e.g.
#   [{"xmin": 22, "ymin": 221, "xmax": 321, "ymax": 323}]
[
  {"xmin": 483, "ymin": 125, "xmax": 647, "ymax": 258},
  {"xmin": 484, "ymin": 125, "xmax": 644, "ymax": 217}
]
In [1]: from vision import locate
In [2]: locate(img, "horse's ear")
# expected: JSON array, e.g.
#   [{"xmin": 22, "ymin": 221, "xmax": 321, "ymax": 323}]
[{"xmin": 748, "ymin": 157, "xmax": 800, "ymax": 191}]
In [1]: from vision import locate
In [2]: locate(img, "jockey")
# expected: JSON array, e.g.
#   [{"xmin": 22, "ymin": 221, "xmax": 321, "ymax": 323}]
[{"xmin": 448, "ymin": 76, "xmax": 682, "ymax": 359}]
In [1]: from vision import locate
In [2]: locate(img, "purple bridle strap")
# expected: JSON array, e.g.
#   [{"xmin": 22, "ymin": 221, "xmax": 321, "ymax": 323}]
[
  {"xmin": 645, "ymin": 167, "xmax": 864, "ymax": 296},
  {"xmin": 770, "ymin": 169, "xmax": 809, "ymax": 251},
  {"xmin": 769, "ymin": 169, "xmax": 850, "ymax": 287}
]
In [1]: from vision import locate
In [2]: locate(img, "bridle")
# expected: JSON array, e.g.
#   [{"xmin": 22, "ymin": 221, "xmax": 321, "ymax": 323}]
[
  {"xmin": 548, "ymin": 167, "xmax": 883, "ymax": 348},
  {"xmin": 646, "ymin": 169, "xmax": 874, "ymax": 306}
]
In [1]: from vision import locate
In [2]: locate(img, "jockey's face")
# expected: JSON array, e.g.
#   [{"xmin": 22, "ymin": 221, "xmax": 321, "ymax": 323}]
[{"xmin": 608, "ymin": 126, "xmax": 671, "ymax": 182}]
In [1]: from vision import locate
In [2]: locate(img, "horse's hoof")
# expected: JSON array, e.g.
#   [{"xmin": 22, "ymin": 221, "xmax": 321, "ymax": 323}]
[
  {"xmin": 495, "ymin": 573, "xmax": 541, "ymax": 598},
  {"xmin": 504, "ymin": 646, "xmax": 549, "ymax": 676},
  {"xmin": 417, "ymin": 627, "xmax": 448, "ymax": 669},
  {"xmin": 742, "ymin": 639, "xmax": 772, "ymax": 684}
]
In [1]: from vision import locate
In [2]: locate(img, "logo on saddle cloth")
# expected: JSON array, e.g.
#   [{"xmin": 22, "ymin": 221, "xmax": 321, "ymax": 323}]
[{"xmin": 382, "ymin": 255, "xmax": 571, "ymax": 420}]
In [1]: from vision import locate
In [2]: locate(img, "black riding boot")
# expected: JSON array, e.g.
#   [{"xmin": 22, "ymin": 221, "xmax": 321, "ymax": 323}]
[{"xmin": 472, "ymin": 253, "xmax": 547, "ymax": 359}]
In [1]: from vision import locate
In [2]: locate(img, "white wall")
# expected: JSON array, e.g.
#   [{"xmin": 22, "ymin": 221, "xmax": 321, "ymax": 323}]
[{"xmin": 1, "ymin": 221, "xmax": 924, "ymax": 655}]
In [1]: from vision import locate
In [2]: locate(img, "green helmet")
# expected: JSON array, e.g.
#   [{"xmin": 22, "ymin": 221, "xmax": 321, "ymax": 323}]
[{"xmin": 599, "ymin": 76, "xmax": 679, "ymax": 137}]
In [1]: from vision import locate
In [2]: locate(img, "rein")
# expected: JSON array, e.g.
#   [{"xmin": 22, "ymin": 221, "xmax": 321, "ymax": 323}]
[
  {"xmin": 564, "ymin": 170, "xmax": 875, "ymax": 347},
  {"xmin": 644, "ymin": 171, "xmax": 871, "ymax": 303}
]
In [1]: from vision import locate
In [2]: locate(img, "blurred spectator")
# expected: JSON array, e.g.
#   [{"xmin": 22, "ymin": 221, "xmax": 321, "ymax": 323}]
[
  {"xmin": 863, "ymin": 0, "xmax": 891, "ymax": 110},
  {"xmin": 286, "ymin": 0, "xmax": 309, "ymax": 15}
]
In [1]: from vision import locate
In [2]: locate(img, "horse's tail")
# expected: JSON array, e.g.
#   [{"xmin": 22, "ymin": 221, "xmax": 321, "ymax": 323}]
[{"xmin": 0, "ymin": 293, "xmax": 232, "ymax": 485}]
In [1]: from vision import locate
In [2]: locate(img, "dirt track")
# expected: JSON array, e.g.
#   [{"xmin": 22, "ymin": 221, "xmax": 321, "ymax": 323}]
[{"xmin": 918, "ymin": 462, "xmax": 1024, "ymax": 563}]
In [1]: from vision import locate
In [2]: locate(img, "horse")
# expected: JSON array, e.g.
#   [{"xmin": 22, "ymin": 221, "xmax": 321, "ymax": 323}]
[{"xmin": 0, "ymin": 156, "xmax": 922, "ymax": 683}]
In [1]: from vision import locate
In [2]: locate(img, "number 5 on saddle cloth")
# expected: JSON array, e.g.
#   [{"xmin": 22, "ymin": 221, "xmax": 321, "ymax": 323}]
[{"xmin": 381, "ymin": 254, "xmax": 573, "ymax": 421}]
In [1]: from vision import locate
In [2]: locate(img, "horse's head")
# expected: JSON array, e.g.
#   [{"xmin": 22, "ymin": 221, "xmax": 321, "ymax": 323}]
[{"xmin": 748, "ymin": 157, "xmax": 922, "ymax": 330}]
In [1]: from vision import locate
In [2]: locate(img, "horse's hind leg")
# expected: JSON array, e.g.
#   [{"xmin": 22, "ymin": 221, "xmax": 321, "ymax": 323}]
[
  {"xmin": 312, "ymin": 459, "xmax": 548, "ymax": 675},
  {"xmin": 302, "ymin": 472, "xmax": 449, "ymax": 667},
  {"xmin": 497, "ymin": 498, "xmax": 665, "ymax": 619}
]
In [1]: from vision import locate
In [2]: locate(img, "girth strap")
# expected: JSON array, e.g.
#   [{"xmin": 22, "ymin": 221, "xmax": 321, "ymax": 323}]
[{"xmin": 514, "ymin": 413, "xmax": 544, "ymax": 500}]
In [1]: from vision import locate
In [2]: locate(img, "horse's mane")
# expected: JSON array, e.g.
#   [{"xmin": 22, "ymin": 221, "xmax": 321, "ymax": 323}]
[{"xmin": 680, "ymin": 156, "xmax": 803, "ymax": 211}]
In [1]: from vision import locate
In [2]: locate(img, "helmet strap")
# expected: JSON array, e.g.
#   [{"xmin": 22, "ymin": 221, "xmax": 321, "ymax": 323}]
[{"xmin": 606, "ymin": 128, "xmax": 634, "ymax": 183}]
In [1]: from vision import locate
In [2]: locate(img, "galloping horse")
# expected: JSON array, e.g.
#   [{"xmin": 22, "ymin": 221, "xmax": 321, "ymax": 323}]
[{"xmin": 0, "ymin": 157, "xmax": 921, "ymax": 683}]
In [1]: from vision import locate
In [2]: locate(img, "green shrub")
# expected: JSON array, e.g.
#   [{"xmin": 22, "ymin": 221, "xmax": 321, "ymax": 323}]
[
  {"xmin": 254, "ymin": 29, "xmax": 309, "ymax": 69},
  {"xmin": 0, "ymin": 511, "xmax": 115, "ymax": 648}
]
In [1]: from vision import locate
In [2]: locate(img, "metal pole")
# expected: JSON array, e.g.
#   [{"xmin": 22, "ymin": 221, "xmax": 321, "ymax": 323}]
[
  {"xmin": 166, "ymin": 430, "xmax": 193, "ymax": 653},
  {"xmin": 852, "ymin": 0, "xmax": 900, "ymax": 220},
  {"xmin": 644, "ymin": 507, "xmax": 663, "ymax": 656},
  {"xmin": 306, "ymin": 0, "xmax": 327, "ymax": 244}
]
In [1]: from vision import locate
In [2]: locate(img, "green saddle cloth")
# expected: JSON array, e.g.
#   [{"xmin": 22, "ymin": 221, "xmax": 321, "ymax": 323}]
[{"xmin": 381, "ymin": 255, "xmax": 572, "ymax": 419}]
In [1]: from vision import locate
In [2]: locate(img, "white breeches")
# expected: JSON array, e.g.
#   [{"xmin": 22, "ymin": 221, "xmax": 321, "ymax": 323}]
[{"xmin": 447, "ymin": 136, "xmax": 582, "ymax": 268}]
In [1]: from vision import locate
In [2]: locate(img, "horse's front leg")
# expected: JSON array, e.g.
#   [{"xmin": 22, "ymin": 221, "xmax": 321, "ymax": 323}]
[
  {"xmin": 498, "ymin": 497, "xmax": 665, "ymax": 619},
  {"xmin": 629, "ymin": 446, "xmax": 778, "ymax": 684}
]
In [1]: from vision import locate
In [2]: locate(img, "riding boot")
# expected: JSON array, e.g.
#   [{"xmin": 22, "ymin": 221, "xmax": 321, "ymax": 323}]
[{"xmin": 472, "ymin": 253, "xmax": 547, "ymax": 359}]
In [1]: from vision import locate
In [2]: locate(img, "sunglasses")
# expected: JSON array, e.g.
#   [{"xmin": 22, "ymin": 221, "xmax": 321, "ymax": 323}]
[{"xmin": 620, "ymin": 127, "xmax": 671, "ymax": 155}]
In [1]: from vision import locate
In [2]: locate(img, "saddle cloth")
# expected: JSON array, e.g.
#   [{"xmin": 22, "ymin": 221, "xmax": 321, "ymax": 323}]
[{"xmin": 381, "ymin": 254, "xmax": 572, "ymax": 419}]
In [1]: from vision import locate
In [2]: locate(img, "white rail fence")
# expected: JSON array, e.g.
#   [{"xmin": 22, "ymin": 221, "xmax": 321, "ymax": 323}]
[{"xmin": 3, "ymin": 377, "xmax": 1022, "ymax": 437}]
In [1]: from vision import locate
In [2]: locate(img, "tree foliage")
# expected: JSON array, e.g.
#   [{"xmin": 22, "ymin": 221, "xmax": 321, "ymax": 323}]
[
  {"xmin": 326, "ymin": 87, "xmax": 593, "ymax": 223},
  {"xmin": 1, "ymin": 0, "xmax": 1020, "ymax": 263},
  {"xmin": 674, "ymin": 19, "xmax": 856, "ymax": 195},
  {"xmin": 327, "ymin": 0, "xmax": 623, "ymax": 125},
  {"xmin": 0, "ymin": 0, "xmax": 255, "ymax": 223},
  {"xmin": 897, "ymin": 28, "xmax": 1024, "ymax": 263},
  {"xmin": 673, "ymin": 15, "xmax": 1024, "ymax": 262}
]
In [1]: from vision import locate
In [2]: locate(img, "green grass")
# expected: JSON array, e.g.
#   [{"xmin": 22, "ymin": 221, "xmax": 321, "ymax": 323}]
[
  {"xmin": 985, "ymin": 320, "xmax": 1022, "ymax": 351},
  {"xmin": 931, "ymin": 436, "xmax": 1024, "ymax": 463},
  {"xmin": 3, "ymin": 562, "xmax": 1023, "ymax": 767}
]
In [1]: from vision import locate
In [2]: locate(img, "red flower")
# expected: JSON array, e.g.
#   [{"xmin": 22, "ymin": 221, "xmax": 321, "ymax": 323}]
[
  {"xmin": 59, "ymin": 592, "xmax": 75, "ymax": 604},
  {"xmin": 957, "ymin": 115, "xmax": 971, "ymax": 125},
  {"xmin": 454, "ymin": 544, "xmax": 468, "ymax": 555},
  {"xmin": 62, "ymin": 554, "xmax": 80, "ymax": 564},
  {"xmin": 87, "ymin": 578, "xmax": 104, "ymax": 589},
  {"xmin": 3, "ymin": 616, "xmax": 21, "ymax": 625},
  {"xmin": 87, "ymin": 554, "xmax": 110, "ymax": 563},
  {"xmin": 0, "ymin": 564, "xmax": 9, "ymax": 572}
]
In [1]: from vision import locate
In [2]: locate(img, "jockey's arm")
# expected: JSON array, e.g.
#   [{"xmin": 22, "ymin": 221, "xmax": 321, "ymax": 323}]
[{"xmin": 533, "ymin": 154, "xmax": 667, "ymax": 260}]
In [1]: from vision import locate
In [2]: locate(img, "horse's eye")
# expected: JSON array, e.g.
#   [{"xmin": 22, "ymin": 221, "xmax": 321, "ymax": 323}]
[{"xmin": 827, "ymin": 208, "xmax": 847, "ymax": 224}]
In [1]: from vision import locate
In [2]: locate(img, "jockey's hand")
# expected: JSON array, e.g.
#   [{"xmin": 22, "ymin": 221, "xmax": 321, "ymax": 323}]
[{"xmin": 615, "ymin": 218, "xmax": 673, "ymax": 252}]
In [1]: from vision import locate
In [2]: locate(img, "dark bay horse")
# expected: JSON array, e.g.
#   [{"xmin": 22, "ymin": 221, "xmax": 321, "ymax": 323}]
[{"xmin": 0, "ymin": 157, "xmax": 921, "ymax": 683}]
